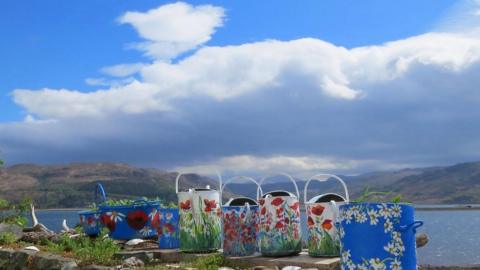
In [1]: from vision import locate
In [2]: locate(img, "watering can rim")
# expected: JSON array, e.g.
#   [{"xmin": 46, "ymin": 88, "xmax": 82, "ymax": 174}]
[
  {"xmin": 339, "ymin": 202, "xmax": 414, "ymax": 207},
  {"xmin": 261, "ymin": 189, "xmax": 298, "ymax": 198},
  {"xmin": 177, "ymin": 187, "xmax": 219, "ymax": 193},
  {"xmin": 306, "ymin": 192, "xmax": 347, "ymax": 204},
  {"xmin": 223, "ymin": 196, "xmax": 258, "ymax": 206},
  {"xmin": 78, "ymin": 210, "xmax": 99, "ymax": 214}
]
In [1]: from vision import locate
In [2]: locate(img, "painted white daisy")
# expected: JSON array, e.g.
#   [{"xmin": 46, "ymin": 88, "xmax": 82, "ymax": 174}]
[
  {"xmin": 166, "ymin": 212, "xmax": 173, "ymax": 220},
  {"xmin": 355, "ymin": 211, "xmax": 367, "ymax": 223},
  {"xmin": 367, "ymin": 209, "xmax": 379, "ymax": 225},
  {"xmin": 107, "ymin": 211, "xmax": 125, "ymax": 223},
  {"xmin": 384, "ymin": 218, "xmax": 393, "ymax": 233},
  {"xmin": 140, "ymin": 226, "xmax": 153, "ymax": 236},
  {"xmin": 346, "ymin": 259, "xmax": 356, "ymax": 270},
  {"xmin": 392, "ymin": 231, "xmax": 402, "ymax": 241},
  {"xmin": 378, "ymin": 204, "xmax": 392, "ymax": 219},
  {"xmin": 390, "ymin": 258, "xmax": 402, "ymax": 270},
  {"xmin": 369, "ymin": 258, "xmax": 386, "ymax": 270},
  {"xmin": 357, "ymin": 263, "xmax": 368, "ymax": 270},
  {"xmin": 341, "ymin": 250, "xmax": 351, "ymax": 262},
  {"xmin": 391, "ymin": 204, "xmax": 402, "ymax": 218},
  {"xmin": 384, "ymin": 242, "xmax": 397, "ymax": 255}
]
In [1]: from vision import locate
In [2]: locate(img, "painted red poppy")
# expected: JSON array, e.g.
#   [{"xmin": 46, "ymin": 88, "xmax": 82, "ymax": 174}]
[
  {"xmin": 284, "ymin": 217, "xmax": 290, "ymax": 224},
  {"xmin": 275, "ymin": 221, "xmax": 284, "ymax": 229},
  {"xmin": 311, "ymin": 205, "xmax": 325, "ymax": 216},
  {"xmin": 259, "ymin": 199, "xmax": 265, "ymax": 206},
  {"xmin": 261, "ymin": 207, "xmax": 266, "ymax": 215},
  {"xmin": 180, "ymin": 200, "xmax": 191, "ymax": 210},
  {"xmin": 290, "ymin": 202, "xmax": 300, "ymax": 211},
  {"xmin": 307, "ymin": 216, "xmax": 314, "ymax": 227},
  {"xmin": 322, "ymin": 219, "xmax": 333, "ymax": 230},
  {"xmin": 87, "ymin": 216, "xmax": 95, "ymax": 225},
  {"xmin": 204, "ymin": 199, "xmax": 217, "ymax": 212},
  {"xmin": 127, "ymin": 210, "xmax": 149, "ymax": 230},
  {"xmin": 276, "ymin": 208, "xmax": 283, "ymax": 216},
  {"xmin": 164, "ymin": 223, "xmax": 175, "ymax": 233},
  {"xmin": 101, "ymin": 214, "xmax": 116, "ymax": 231},
  {"xmin": 271, "ymin": 197, "xmax": 284, "ymax": 207}
]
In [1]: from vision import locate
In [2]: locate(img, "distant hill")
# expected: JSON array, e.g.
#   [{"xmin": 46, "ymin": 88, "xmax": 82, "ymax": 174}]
[{"xmin": 1, "ymin": 161, "xmax": 480, "ymax": 208}]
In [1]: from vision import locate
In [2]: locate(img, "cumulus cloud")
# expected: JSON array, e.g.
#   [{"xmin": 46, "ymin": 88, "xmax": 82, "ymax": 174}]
[
  {"xmin": 3, "ymin": 1, "xmax": 480, "ymax": 175},
  {"xmin": 119, "ymin": 2, "xmax": 225, "ymax": 60}
]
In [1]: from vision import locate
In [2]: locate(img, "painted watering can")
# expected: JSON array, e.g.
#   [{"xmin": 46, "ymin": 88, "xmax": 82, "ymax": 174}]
[
  {"xmin": 99, "ymin": 198, "xmax": 162, "ymax": 240},
  {"xmin": 304, "ymin": 174, "xmax": 349, "ymax": 257},
  {"xmin": 78, "ymin": 182, "xmax": 106, "ymax": 236},
  {"xmin": 257, "ymin": 173, "xmax": 302, "ymax": 257},
  {"xmin": 176, "ymin": 172, "xmax": 222, "ymax": 252},
  {"xmin": 338, "ymin": 203, "xmax": 423, "ymax": 270},
  {"xmin": 221, "ymin": 176, "xmax": 262, "ymax": 257}
]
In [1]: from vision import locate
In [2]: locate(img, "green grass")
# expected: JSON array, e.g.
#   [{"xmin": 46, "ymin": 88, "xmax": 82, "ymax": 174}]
[
  {"xmin": 46, "ymin": 229, "xmax": 120, "ymax": 266},
  {"xmin": 0, "ymin": 232, "xmax": 18, "ymax": 245}
]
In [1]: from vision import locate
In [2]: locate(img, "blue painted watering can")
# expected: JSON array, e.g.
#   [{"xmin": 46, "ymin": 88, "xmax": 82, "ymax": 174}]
[
  {"xmin": 339, "ymin": 203, "xmax": 423, "ymax": 270},
  {"xmin": 78, "ymin": 183, "xmax": 106, "ymax": 236},
  {"xmin": 221, "ymin": 176, "xmax": 262, "ymax": 257}
]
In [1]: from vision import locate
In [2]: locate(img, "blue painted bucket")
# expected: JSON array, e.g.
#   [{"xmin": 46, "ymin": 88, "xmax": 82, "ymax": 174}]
[
  {"xmin": 339, "ymin": 203, "xmax": 423, "ymax": 270},
  {"xmin": 78, "ymin": 210, "xmax": 101, "ymax": 236},
  {"xmin": 99, "ymin": 199, "xmax": 162, "ymax": 240},
  {"xmin": 155, "ymin": 208, "xmax": 180, "ymax": 249},
  {"xmin": 78, "ymin": 183, "xmax": 106, "ymax": 236}
]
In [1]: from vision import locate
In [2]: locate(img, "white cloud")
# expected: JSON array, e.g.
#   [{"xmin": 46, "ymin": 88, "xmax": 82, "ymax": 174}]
[
  {"xmin": 100, "ymin": 63, "xmax": 145, "ymax": 77},
  {"xmin": 119, "ymin": 2, "xmax": 225, "ymax": 60},
  {"xmin": 173, "ymin": 155, "xmax": 411, "ymax": 177}
]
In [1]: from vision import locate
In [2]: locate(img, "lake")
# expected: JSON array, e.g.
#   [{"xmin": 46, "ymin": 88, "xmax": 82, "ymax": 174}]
[{"xmin": 33, "ymin": 208, "xmax": 480, "ymax": 266}]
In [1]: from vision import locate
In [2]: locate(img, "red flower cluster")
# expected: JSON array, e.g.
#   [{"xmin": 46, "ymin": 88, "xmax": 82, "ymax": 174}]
[
  {"xmin": 322, "ymin": 219, "xmax": 333, "ymax": 230},
  {"xmin": 100, "ymin": 214, "xmax": 116, "ymax": 231},
  {"xmin": 127, "ymin": 210, "xmax": 149, "ymax": 230},
  {"xmin": 311, "ymin": 204, "xmax": 325, "ymax": 216},
  {"xmin": 204, "ymin": 199, "xmax": 217, "ymax": 213},
  {"xmin": 180, "ymin": 200, "xmax": 191, "ymax": 210}
]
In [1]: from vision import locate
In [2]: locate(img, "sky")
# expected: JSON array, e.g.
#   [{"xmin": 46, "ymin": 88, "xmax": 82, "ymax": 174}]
[{"xmin": 1, "ymin": 0, "xmax": 480, "ymax": 177}]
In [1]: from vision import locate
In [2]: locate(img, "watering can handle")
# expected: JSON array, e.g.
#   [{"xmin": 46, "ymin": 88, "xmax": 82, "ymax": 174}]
[
  {"xmin": 257, "ymin": 173, "xmax": 300, "ymax": 199},
  {"xmin": 303, "ymin": 174, "xmax": 350, "ymax": 204},
  {"xmin": 175, "ymin": 171, "xmax": 222, "ymax": 194},
  {"xmin": 221, "ymin": 176, "xmax": 263, "ymax": 203},
  {"xmin": 94, "ymin": 183, "xmax": 107, "ymax": 204}
]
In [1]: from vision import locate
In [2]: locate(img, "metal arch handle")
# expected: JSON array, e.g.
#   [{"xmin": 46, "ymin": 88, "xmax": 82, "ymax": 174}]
[
  {"xmin": 397, "ymin": 220, "xmax": 424, "ymax": 233},
  {"xmin": 221, "ymin": 176, "xmax": 263, "ymax": 203},
  {"xmin": 175, "ymin": 170, "xmax": 223, "ymax": 194},
  {"xmin": 258, "ymin": 173, "xmax": 300, "ymax": 199},
  {"xmin": 94, "ymin": 183, "xmax": 107, "ymax": 205},
  {"xmin": 303, "ymin": 173, "xmax": 350, "ymax": 204}
]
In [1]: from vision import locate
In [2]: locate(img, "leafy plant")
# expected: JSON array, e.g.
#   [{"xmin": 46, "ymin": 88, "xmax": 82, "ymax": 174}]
[
  {"xmin": 0, "ymin": 197, "xmax": 31, "ymax": 227},
  {"xmin": 47, "ymin": 228, "xmax": 120, "ymax": 266},
  {"xmin": 192, "ymin": 254, "xmax": 225, "ymax": 270},
  {"xmin": 0, "ymin": 232, "xmax": 17, "ymax": 245},
  {"xmin": 352, "ymin": 186, "xmax": 410, "ymax": 203}
]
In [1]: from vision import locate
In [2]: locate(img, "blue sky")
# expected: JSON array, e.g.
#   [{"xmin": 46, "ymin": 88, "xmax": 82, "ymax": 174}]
[{"xmin": 1, "ymin": 0, "xmax": 480, "ymax": 176}]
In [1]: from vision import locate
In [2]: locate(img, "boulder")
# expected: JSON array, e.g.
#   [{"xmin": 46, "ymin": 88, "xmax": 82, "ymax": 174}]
[
  {"xmin": 0, "ymin": 223, "xmax": 23, "ymax": 241},
  {"xmin": 32, "ymin": 252, "xmax": 78, "ymax": 270}
]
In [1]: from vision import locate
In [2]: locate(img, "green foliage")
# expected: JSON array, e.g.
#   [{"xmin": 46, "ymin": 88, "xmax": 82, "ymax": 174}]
[
  {"xmin": 47, "ymin": 229, "xmax": 120, "ymax": 266},
  {"xmin": 192, "ymin": 254, "xmax": 225, "ymax": 270},
  {"xmin": 352, "ymin": 186, "xmax": 410, "ymax": 203},
  {"xmin": 0, "ymin": 232, "xmax": 17, "ymax": 245},
  {"xmin": 94, "ymin": 197, "xmax": 177, "ymax": 209},
  {"xmin": 0, "ymin": 197, "xmax": 31, "ymax": 227}
]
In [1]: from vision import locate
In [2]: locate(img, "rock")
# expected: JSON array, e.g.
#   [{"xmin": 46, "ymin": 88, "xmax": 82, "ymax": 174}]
[
  {"xmin": 219, "ymin": 267, "xmax": 235, "ymax": 270},
  {"xmin": 121, "ymin": 256, "xmax": 144, "ymax": 269},
  {"xmin": 21, "ymin": 231, "xmax": 55, "ymax": 244},
  {"xmin": 0, "ymin": 249, "xmax": 14, "ymax": 268},
  {"xmin": 254, "ymin": 267, "xmax": 277, "ymax": 270},
  {"xmin": 32, "ymin": 252, "xmax": 78, "ymax": 270},
  {"xmin": 9, "ymin": 249, "xmax": 37, "ymax": 269},
  {"xmin": 416, "ymin": 233, "xmax": 429, "ymax": 248},
  {"xmin": 82, "ymin": 265, "xmax": 114, "ymax": 270},
  {"xmin": 125, "ymin": 239, "xmax": 145, "ymax": 246},
  {"xmin": 122, "ymin": 239, "xmax": 158, "ymax": 251},
  {"xmin": 0, "ymin": 223, "xmax": 23, "ymax": 241}
]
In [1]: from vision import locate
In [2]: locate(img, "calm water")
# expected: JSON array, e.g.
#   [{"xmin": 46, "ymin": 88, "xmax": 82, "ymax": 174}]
[{"xmin": 33, "ymin": 209, "xmax": 480, "ymax": 266}]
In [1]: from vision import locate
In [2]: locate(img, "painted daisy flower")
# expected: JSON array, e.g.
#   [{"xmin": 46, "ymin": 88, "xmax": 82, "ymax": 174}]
[
  {"xmin": 355, "ymin": 211, "xmax": 367, "ymax": 223},
  {"xmin": 390, "ymin": 258, "xmax": 402, "ymax": 270},
  {"xmin": 369, "ymin": 258, "xmax": 386, "ymax": 270},
  {"xmin": 107, "ymin": 211, "xmax": 125, "ymax": 223},
  {"xmin": 367, "ymin": 209, "xmax": 379, "ymax": 225},
  {"xmin": 378, "ymin": 203, "xmax": 392, "ymax": 219},
  {"xmin": 384, "ymin": 242, "xmax": 397, "ymax": 255},
  {"xmin": 341, "ymin": 250, "xmax": 351, "ymax": 262},
  {"xmin": 166, "ymin": 212, "xmax": 173, "ymax": 220},
  {"xmin": 384, "ymin": 218, "xmax": 393, "ymax": 233},
  {"xmin": 140, "ymin": 226, "xmax": 153, "ymax": 236},
  {"xmin": 391, "ymin": 204, "xmax": 402, "ymax": 218},
  {"xmin": 345, "ymin": 260, "xmax": 356, "ymax": 270},
  {"xmin": 357, "ymin": 264, "xmax": 368, "ymax": 270}
]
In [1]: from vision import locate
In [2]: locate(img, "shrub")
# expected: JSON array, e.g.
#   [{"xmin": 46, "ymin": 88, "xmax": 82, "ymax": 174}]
[
  {"xmin": 47, "ymin": 229, "xmax": 120, "ymax": 266},
  {"xmin": 0, "ymin": 232, "xmax": 17, "ymax": 245},
  {"xmin": 0, "ymin": 197, "xmax": 31, "ymax": 227}
]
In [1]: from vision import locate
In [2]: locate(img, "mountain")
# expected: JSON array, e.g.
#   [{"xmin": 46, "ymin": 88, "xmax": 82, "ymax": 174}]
[
  {"xmin": 0, "ymin": 163, "xmax": 215, "ymax": 208},
  {"xmin": 1, "ymin": 161, "xmax": 480, "ymax": 208}
]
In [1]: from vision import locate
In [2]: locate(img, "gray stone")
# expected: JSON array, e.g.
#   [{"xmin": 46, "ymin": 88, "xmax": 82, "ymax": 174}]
[
  {"xmin": 121, "ymin": 256, "xmax": 144, "ymax": 269},
  {"xmin": 416, "ymin": 233, "xmax": 429, "ymax": 248},
  {"xmin": 8, "ymin": 249, "xmax": 37, "ymax": 270},
  {"xmin": 0, "ymin": 249, "xmax": 14, "ymax": 268},
  {"xmin": 0, "ymin": 223, "xmax": 23, "ymax": 241},
  {"xmin": 80, "ymin": 265, "xmax": 115, "ymax": 270},
  {"xmin": 32, "ymin": 252, "xmax": 78, "ymax": 270},
  {"xmin": 115, "ymin": 250, "xmax": 154, "ymax": 263},
  {"xmin": 21, "ymin": 231, "xmax": 55, "ymax": 244}
]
